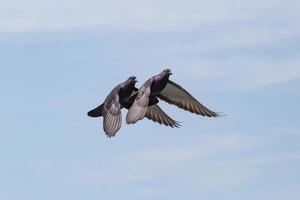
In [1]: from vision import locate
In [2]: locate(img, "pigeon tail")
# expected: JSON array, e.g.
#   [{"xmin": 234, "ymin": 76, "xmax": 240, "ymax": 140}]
[{"xmin": 87, "ymin": 104, "xmax": 104, "ymax": 117}]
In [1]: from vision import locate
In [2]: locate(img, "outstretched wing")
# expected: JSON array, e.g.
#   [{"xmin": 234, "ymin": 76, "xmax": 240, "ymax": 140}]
[
  {"xmin": 158, "ymin": 80, "xmax": 219, "ymax": 117},
  {"xmin": 126, "ymin": 78, "xmax": 153, "ymax": 124},
  {"xmin": 145, "ymin": 105, "xmax": 180, "ymax": 128},
  {"xmin": 102, "ymin": 86, "xmax": 122, "ymax": 137}
]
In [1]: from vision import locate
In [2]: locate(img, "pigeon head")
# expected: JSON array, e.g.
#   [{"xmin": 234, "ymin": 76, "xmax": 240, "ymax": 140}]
[
  {"xmin": 126, "ymin": 76, "xmax": 138, "ymax": 83},
  {"xmin": 123, "ymin": 76, "xmax": 138, "ymax": 88},
  {"xmin": 160, "ymin": 68, "xmax": 173, "ymax": 77}
]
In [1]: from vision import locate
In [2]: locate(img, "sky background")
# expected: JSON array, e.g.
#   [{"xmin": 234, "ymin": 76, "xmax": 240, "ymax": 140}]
[{"xmin": 1, "ymin": 0, "xmax": 300, "ymax": 199}]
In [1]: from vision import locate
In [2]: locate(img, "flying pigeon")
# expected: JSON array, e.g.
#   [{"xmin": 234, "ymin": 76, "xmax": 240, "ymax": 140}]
[
  {"xmin": 126, "ymin": 69, "xmax": 219, "ymax": 124},
  {"xmin": 88, "ymin": 76, "xmax": 179, "ymax": 137}
]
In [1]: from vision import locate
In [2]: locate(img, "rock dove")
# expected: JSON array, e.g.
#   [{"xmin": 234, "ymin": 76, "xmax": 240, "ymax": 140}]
[
  {"xmin": 126, "ymin": 69, "xmax": 219, "ymax": 124},
  {"xmin": 125, "ymin": 88, "xmax": 180, "ymax": 128},
  {"xmin": 88, "ymin": 76, "xmax": 179, "ymax": 137}
]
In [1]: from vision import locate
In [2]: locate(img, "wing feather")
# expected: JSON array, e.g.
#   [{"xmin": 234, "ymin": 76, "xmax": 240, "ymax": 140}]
[
  {"xmin": 158, "ymin": 80, "xmax": 219, "ymax": 117},
  {"xmin": 102, "ymin": 87, "xmax": 122, "ymax": 137},
  {"xmin": 145, "ymin": 105, "xmax": 181, "ymax": 128},
  {"xmin": 126, "ymin": 79, "xmax": 153, "ymax": 124}
]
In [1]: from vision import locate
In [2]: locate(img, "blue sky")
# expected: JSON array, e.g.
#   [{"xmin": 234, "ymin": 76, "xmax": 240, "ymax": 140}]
[{"xmin": 1, "ymin": 0, "xmax": 300, "ymax": 199}]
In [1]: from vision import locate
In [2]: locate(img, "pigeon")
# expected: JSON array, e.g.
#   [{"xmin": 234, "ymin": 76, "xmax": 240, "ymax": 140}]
[
  {"xmin": 126, "ymin": 69, "xmax": 219, "ymax": 124},
  {"xmin": 124, "ymin": 88, "xmax": 180, "ymax": 128},
  {"xmin": 88, "ymin": 76, "xmax": 179, "ymax": 137}
]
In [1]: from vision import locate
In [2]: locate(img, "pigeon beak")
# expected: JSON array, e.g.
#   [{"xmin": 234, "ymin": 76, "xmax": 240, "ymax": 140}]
[{"xmin": 169, "ymin": 72, "xmax": 173, "ymax": 75}]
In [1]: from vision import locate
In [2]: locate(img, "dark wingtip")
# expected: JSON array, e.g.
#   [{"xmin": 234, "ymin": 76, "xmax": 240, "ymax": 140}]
[
  {"xmin": 215, "ymin": 111, "xmax": 226, "ymax": 117},
  {"xmin": 105, "ymin": 131, "xmax": 117, "ymax": 138},
  {"xmin": 106, "ymin": 134, "xmax": 115, "ymax": 138},
  {"xmin": 172, "ymin": 121, "xmax": 182, "ymax": 128}
]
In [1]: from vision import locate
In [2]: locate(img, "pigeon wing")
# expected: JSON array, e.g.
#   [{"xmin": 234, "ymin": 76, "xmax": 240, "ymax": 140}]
[
  {"xmin": 145, "ymin": 105, "xmax": 180, "ymax": 128},
  {"xmin": 102, "ymin": 86, "xmax": 122, "ymax": 137},
  {"xmin": 158, "ymin": 80, "xmax": 219, "ymax": 117},
  {"xmin": 126, "ymin": 78, "xmax": 153, "ymax": 124}
]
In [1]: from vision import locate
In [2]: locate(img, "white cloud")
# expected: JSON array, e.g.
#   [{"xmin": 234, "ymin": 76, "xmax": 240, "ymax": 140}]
[
  {"xmin": 0, "ymin": 0, "xmax": 299, "ymax": 33},
  {"xmin": 20, "ymin": 132, "xmax": 298, "ymax": 190},
  {"xmin": 3, "ymin": 128, "xmax": 299, "ymax": 199},
  {"xmin": 1, "ymin": 0, "xmax": 299, "ymax": 91},
  {"xmin": 172, "ymin": 59, "xmax": 300, "ymax": 90}
]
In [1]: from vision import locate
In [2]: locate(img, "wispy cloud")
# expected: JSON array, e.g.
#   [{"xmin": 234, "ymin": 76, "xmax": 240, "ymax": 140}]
[
  {"xmin": 2, "ymin": 0, "xmax": 299, "ymax": 91},
  {"xmin": 1, "ymin": 0, "xmax": 299, "ymax": 33},
  {"xmin": 172, "ymin": 59, "xmax": 300, "ymax": 90},
  {"xmin": 1, "ymin": 1, "xmax": 300, "ymax": 200},
  {"xmin": 6, "ymin": 131, "xmax": 297, "ymax": 191}
]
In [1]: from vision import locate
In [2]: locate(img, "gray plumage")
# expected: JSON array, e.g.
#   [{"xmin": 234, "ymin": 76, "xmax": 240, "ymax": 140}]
[
  {"xmin": 126, "ymin": 79, "xmax": 153, "ymax": 124},
  {"xmin": 89, "ymin": 76, "xmax": 136, "ymax": 137},
  {"xmin": 158, "ymin": 80, "xmax": 219, "ymax": 117},
  {"xmin": 88, "ymin": 76, "xmax": 180, "ymax": 137},
  {"xmin": 126, "ymin": 69, "xmax": 219, "ymax": 125},
  {"xmin": 145, "ymin": 105, "xmax": 180, "ymax": 128},
  {"xmin": 102, "ymin": 86, "xmax": 122, "ymax": 137},
  {"xmin": 125, "ymin": 87, "xmax": 180, "ymax": 128}
]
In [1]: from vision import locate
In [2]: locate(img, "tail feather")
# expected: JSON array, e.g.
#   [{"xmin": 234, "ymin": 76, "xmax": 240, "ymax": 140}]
[{"xmin": 87, "ymin": 104, "xmax": 104, "ymax": 117}]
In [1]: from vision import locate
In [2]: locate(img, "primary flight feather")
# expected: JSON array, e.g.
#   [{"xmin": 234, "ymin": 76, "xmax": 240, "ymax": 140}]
[{"xmin": 126, "ymin": 69, "xmax": 219, "ymax": 125}]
